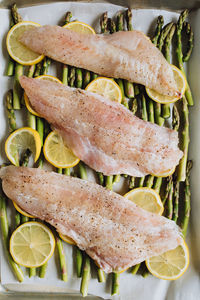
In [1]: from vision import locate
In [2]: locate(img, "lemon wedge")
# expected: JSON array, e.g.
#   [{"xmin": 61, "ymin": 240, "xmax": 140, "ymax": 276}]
[
  {"xmin": 6, "ymin": 21, "xmax": 44, "ymax": 65},
  {"xmin": 124, "ymin": 187, "xmax": 164, "ymax": 215},
  {"xmin": 146, "ymin": 65, "xmax": 186, "ymax": 104},
  {"xmin": 63, "ymin": 21, "xmax": 95, "ymax": 35},
  {"xmin": 5, "ymin": 127, "xmax": 42, "ymax": 166},
  {"xmin": 24, "ymin": 75, "xmax": 62, "ymax": 117},
  {"xmin": 146, "ymin": 239, "xmax": 189, "ymax": 280},
  {"xmin": 85, "ymin": 77, "xmax": 122, "ymax": 103},
  {"xmin": 10, "ymin": 221, "xmax": 55, "ymax": 268},
  {"xmin": 43, "ymin": 131, "xmax": 80, "ymax": 168},
  {"xmin": 59, "ymin": 233, "xmax": 76, "ymax": 245}
]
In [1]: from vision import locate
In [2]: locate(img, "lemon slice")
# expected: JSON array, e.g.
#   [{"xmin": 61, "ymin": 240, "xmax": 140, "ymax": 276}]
[
  {"xmin": 85, "ymin": 77, "xmax": 122, "ymax": 103},
  {"xmin": 146, "ymin": 65, "xmax": 186, "ymax": 104},
  {"xmin": 146, "ymin": 239, "xmax": 189, "ymax": 280},
  {"xmin": 13, "ymin": 201, "xmax": 34, "ymax": 218},
  {"xmin": 6, "ymin": 21, "xmax": 44, "ymax": 65},
  {"xmin": 43, "ymin": 131, "xmax": 80, "ymax": 168},
  {"xmin": 63, "ymin": 21, "xmax": 95, "ymax": 35},
  {"xmin": 124, "ymin": 187, "xmax": 164, "ymax": 215},
  {"xmin": 152, "ymin": 166, "xmax": 176, "ymax": 177},
  {"xmin": 24, "ymin": 75, "xmax": 62, "ymax": 117},
  {"xmin": 10, "ymin": 221, "xmax": 55, "ymax": 268},
  {"xmin": 5, "ymin": 127, "xmax": 42, "ymax": 166},
  {"xmin": 59, "ymin": 233, "xmax": 76, "ymax": 245}
]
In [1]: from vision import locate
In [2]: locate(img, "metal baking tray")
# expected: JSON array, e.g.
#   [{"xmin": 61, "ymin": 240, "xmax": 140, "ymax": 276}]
[{"xmin": 0, "ymin": 1, "xmax": 200, "ymax": 299}]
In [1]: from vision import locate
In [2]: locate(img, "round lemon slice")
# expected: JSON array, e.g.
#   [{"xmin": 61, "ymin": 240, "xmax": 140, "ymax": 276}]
[
  {"xmin": 124, "ymin": 187, "xmax": 164, "ymax": 215},
  {"xmin": 24, "ymin": 75, "xmax": 62, "ymax": 117},
  {"xmin": 6, "ymin": 21, "xmax": 44, "ymax": 65},
  {"xmin": 146, "ymin": 65, "xmax": 186, "ymax": 104},
  {"xmin": 5, "ymin": 127, "xmax": 42, "ymax": 166},
  {"xmin": 63, "ymin": 21, "xmax": 95, "ymax": 35},
  {"xmin": 43, "ymin": 131, "xmax": 80, "ymax": 168},
  {"xmin": 152, "ymin": 166, "xmax": 176, "ymax": 178},
  {"xmin": 59, "ymin": 233, "xmax": 76, "ymax": 245},
  {"xmin": 10, "ymin": 221, "xmax": 55, "ymax": 268},
  {"xmin": 85, "ymin": 77, "xmax": 122, "ymax": 103},
  {"xmin": 146, "ymin": 239, "xmax": 189, "ymax": 280},
  {"xmin": 13, "ymin": 201, "xmax": 34, "ymax": 218}
]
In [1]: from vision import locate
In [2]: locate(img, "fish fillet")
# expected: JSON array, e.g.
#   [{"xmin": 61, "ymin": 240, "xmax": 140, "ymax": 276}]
[
  {"xmin": 20, "ymin": 25, "xmax": 181, "ymax": 97},
  {"xmin": 20, "ymin": 76, "xmax": 183, "ymax": 177},
  {"xmin": 0, "ymin": 166, "xmax": 182, "ymax": 273}
]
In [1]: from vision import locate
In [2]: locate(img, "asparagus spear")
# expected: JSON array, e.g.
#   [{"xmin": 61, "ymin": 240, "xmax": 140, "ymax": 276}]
[
  {"xmin": 69, "ymin": 67, "xmax": 76, "ymax": 87},
  {"xmin": 5, "ymin": 90, "xmax": 16, "ymax": 132},
  {"xmin": 100, "ymin": 12, "xmax": 108, "ymax": 33},
  {"xmin": 80, "ymin": 255, "xmax": 91, "ymax": 297},
  {"xmin": 176, "ymin": 10, "xmax": 193, "ymax": 106},
  {"xmin": 152, "ymin": 16, "xmax": 164, "ymax": 45},
  {"xmin": 34, "ymin": 62, "xmax": 42, "ymax": 77},
  {"xmin": 181, "ymin": 160, "xmax": 193, "ymax": 238},
  {"xmin": 56, "ymin": 168, "xmax": 68, "ymax": 281},
  {"xmin": 78, "ymin": 163, "xmax": 92, "ymax": 295},
  {"xmin": 76, "ymin": 68, "xmax": 83, "ymax": 88},
  {"xmin": 177, "ymin": 96, "xmax": 189, "ymax": 182},
  {"xmin": 0, "ymin": 193, "xmax": 24, "ymax": 282},
  {"xmin": 122, "ymin": 10, "xmax": 134, "ymax": 99},
  {"xmin": 83, "ymin": 70, "xmax": 91, "ymax": 88},
  {"xmin": 183, "ymin": 22, "xmax": 194, "ymax": 62},
  {"xmin": 6, "ymin": 16, "xmax": 15, "ymax": 76},
  {"xmin": 172, "ymin": 181, "xmax": 179, "ymax": 223},
  {"xmin": 56, "ymin": 234, "xmax": 68, "ymax": 282},
  {"xmin": 162, "ymin": 24, "xmax": 176, "ymax": 119},
  {"xmin": 111, "ymin": 272, "xmax": 120, "ymax": 296},
  {"xmin": 11, "ymin": 4, "xmax": 23, "ymax": 109},
  {"xmin": 166, "ymin": 178, "xmax": 173, "ymax": 219},
  {"xmin": 62, "ymin": 12, "xmax": 72, "ymax": 85}
]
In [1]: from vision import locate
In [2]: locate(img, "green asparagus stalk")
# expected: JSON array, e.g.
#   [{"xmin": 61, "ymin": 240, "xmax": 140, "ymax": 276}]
[
  {"xmin": 13, "ymin": 63, "xmax": 23, "ymax": 110},
  {"xmin": 162, "ymin": 176, "xmax": 172, "ymax": 206},
  {"xmin": 34, "ymin": 62, "xmax": 42, "ymax": 77},
  {"xmin": 27, "ymin": 64, "xmax": 36, "ymax": 78},
  {"xmin": 62, "ymin": 12, "xmax": 72, "ymax": 86},
  {"xmin": 11, "ymin": 4, "xmax": 23, "ymax": 109},
  {"xmin": 162, "ymin": 24, "xmax": 176, "ymax": 119},
  {"xmin": 131, "ymin": 263, "xmax": 141, "ymax": 275},
  {"xmin": 177, "ymin": 96, "xmax": 189, "ymax": 182},
  {"xmin": 78, "ymin": 163, "xmax": 92, "ymax": 294},
  {"xmin": 172, "ymin": 181, "xmax": 179, "ymax": 223},
  {"xmin": 97, "ymin": 268, "xmax": 106, "ymax": 283},
  {"xmin": 100, "ymin": 12, "xmax": 108, "ymax": 33},
  {"xmin": 111, "ymin": 272, "xmax": 120, "ymax": 296},
  {"xmin": 0, "ymin": 194, "xmax": 24, "ymax": 282},
  {"xmin": 11, "ymin": 3, "xmax": 22, "ymax": 24},
  {"xmin": 37, "ymin": 117, "xmax": 44, "ymax": 146},
  {"xmin": 97, "ymin": 172, "xmax": 104, "ymax": 185},
  {"xmin": 42, "ymin": 57, "xmax": 51, "ymax": 75},
  {"xmin": 108, "ymin": 18, "xmax": 116, "ymax": 34},
  {"xmin": 167, "ymin": 178, "xmax": 173, "ymax": 219},
  {"xmin": 183, "ymin": 22, "xmax": 194, "ymax": 62},
  {"xmin": 158, "ymin": 22, "xmax": 173, "ymax": 51},
  {"xmin": 76, "ymin": 68, "xmax": 83, "ymax": 88},
  {"xmin": 80, "ymin": 255, "xmax": 91, "ymax": 297},
  {"xmin": 56, "ymin": 235, "xmax": 68, "ymax": 282},
  {"xmin": 6, "ymin": 90, "xmax": 16, "ymax": 132},
  {"xmin": 181, "ymin": 160, "xmax": 193, "ymax": 238},
  {"xmin": 69, "ymin": 67, "xmax": 76, "ymax": 87},
  {"xmin": 122, "ymin": 10, "xmax": 134, "ymax": 99},
  {"xmin": 176, "ymin": 10, "xmax": 193, "ymax": 106},
  {"xmin": 152, "ymin": 16, "xmax": 164, "ymax": 45},
  {"xmin": 76, "ymin": 248, "xmax": 83, "ymax": 278},
  {"xmin": 6, "ymin": 16, "xmax": 15, "ymax": 76},
  {"xmin": 83, "ymin": 70, "xmax": 91, "ymax": 88},
  {"xmin": 39, "ymin": 262, "xmax": 48, "ymax": 278}
]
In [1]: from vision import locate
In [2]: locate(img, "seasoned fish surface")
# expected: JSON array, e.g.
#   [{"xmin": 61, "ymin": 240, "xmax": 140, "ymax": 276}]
[
  {"xmin": 20, "ymin": 76, "xmax": 183, "ymax": 177},
  {"xmin": 20, "ymin": 25, "xmax": 181, "ymax": 97},
  {"xmin": 0, "ymin": 166, "xmax": 182, "ymax": 273}
]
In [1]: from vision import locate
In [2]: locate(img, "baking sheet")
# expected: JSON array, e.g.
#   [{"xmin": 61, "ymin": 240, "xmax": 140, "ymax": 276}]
[{"xmin": 0, "ymin": 2, "xmax": 200, "ymax": 299}]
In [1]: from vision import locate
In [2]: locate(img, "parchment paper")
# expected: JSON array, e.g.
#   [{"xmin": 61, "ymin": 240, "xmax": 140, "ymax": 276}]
[{"xmin": 0, "ymin": 2, "xmax": 199, "ymax": 299}]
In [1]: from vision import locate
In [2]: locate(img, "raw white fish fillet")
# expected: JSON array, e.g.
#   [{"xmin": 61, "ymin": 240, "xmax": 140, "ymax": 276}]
[
  {"xmin": 20, "ymin": 25, "xmax": 181, "ymax": 97},
  {"xmin": 20, "ymin": 76, "xmax": 183, "ymax": 177},
  {"xmin": 0, "ymin": 166, "xmax": 182, "ymax": 273}
]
